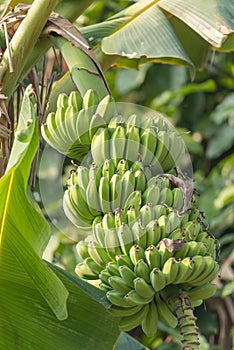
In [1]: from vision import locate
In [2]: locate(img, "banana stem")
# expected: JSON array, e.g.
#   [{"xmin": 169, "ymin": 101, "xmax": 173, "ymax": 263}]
[
  {"xmin": 170, "ymin": 294, "xmax": 200, "ymax": 350},
  {"xmin": 0, "ymin": 0, "xmax": 58, "ymax": 97}
]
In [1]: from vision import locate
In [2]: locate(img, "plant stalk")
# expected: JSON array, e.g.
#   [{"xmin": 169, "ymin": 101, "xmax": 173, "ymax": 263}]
[
  {"xmin": 0, "ymin": 0, "xmax": 58, "ymax": 98},
  {"xmin": 170, "ymin": 294, "xmax": 200, "ymax": 350}
]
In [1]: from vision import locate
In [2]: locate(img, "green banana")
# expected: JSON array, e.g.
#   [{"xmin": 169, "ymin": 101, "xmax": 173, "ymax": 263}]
[
  {"xmin": 102, "ymin": 212, "xmax": 116, "ymax": 231},
  {"xmin": 75, "ymin": 259, "xmax": 98, "ymax": 279},
  {"xmin": 95, "ymin": 94, "xmax": 116, "ymax": 123},
  {"xmin": 132, "ymin": 219, "xmax": 147, "ymax": 249},
  {"xmin": 166, "ymin": 211, "xmax": 181, "ymax": 233},
  {"xmin": 91, "ymin": 127, "xmax": 110, "ymax": 166},
  {"xmin": 117, "ymin": 223, "xmax": 134, "ymax": 255},
  {"xmin": 106, "ymin": 261, "xmax": 121, "ymax": 276},
  {"xmin": 175, "ymin": 257, "xmax": 194, "ymax": 284},
  {"xmin": 159, "ymin": 131, "xmax": 179, "ymax": 172},
  {"xmin": 119, "ymin": 304, "xmax": 149, "ymax": 331},
  {"xmin": 110, "ymin": 173, "xmax": 122, "ymax": 212},
  {"xmin": 172, "ymin": 187, "xmax": 184, "ymax": 213},
  {"xmin": 75, "ymin": 108, "xmax": 92, "ymax": 145},
  {"xmin": 153, "ymin": 204, "xmax": 168, "ymax": 219},
  {"xmin": 162, "ymin": 257, "xmax": 180, "ymax": 285},
  {"xmin": 69, "ymin": 184, "xmax": 95, "ymax": 220},
  {"xmin": 88, "ymin": 240, "xmax": 110, "ymax": 266},
  {"xmin": 63, "ymin": 190, "xmax": 91, "ymax": 230},
  {"xmin": 92, "ymin": 216, "xmax": 105, "ymax": 247},
  {"xmin": 116, "ymin": 255, "xmax": 133, "ymax": 270},
  {"xmin": 158, "ymin": 239, "xmax": 174, "ymax": 267},
  {"xmin": 187, "ymin": 258, "xmax": 219, "ymax": 286},
  {"xmin": 183, "ymin": 255, "xmax": 205, "ymax": 285},
  {"xmin": 86, "ymin": 177, "xmax": 101, "ymax": 215},
  {"xmin": 197, "ymin": 231, "xmax": 217, "ymax": 257},
  {"xmin": 99, "ymin": 176, "xmax": 111, "ymax": 213},
  {"xmin": 116, "ymin": 159, "xmax": 129, "ymax": 175},
  {"xmin": 129, "ymin": 244, "xmax": 145, "ymax": 265},
  {"xmin": 123, "ymin": 190, "xmax": 142, "ymax": 213},
  {"xmin": 140, "ymin": 204, "xmax": 154, "ymax": 226},
  {"xmin": 156, "ymin": 293, "xmax": 178, "ymax": 328},
  {"xmin": 108, "ymin": 304, "xmax": 143, "ymax": 317},
  {"xmin": 150, "ymin": 267, "xmax": 166, "ymax": 292},
  {"xmin": 141, "ymin": 300, "xmax": 158, "ymax": 337},
  {"xmin": 134, "ymin": 259, "xmax": 151, "ymax": 284},
  {"xmin": 99, "ymin": 283, "xmax": 112, "ymax": 292},
  {"xmin": 106, "ymin": 290, "xmax": 132, "ymax": 308},
  {"xmin": 182, "ymin": 221, "xmax": 202, "ymax": 241},
  {"xmin": 76, "ymin": 240, "xmax": 89, "ymax": 259},
  {"xmin": 82, "ymin": 89, "xmax": 99, "ymax": 109},
  {"xmin": 68, "ymin": 90, "xmax": 83, "ymax": 112},
  {"xmin": 77, "ymin": 166, "xmax": 89, "ymax": 192},
  {"xmin": 159, "ymin": 187, "xmax": 174, "ymax": 207},
  {"xmin": 126, "ymin": 206, "xmax": 140, "ymax": 228},
  {"xmin": 124, "ymin": 125, "xmax": 140, "ymax": 164},
  {"xmin": 89, "ymin": 113, "xmax": 106, "ymax": 141},
  {"xmin": 151, "ymin": 131, "xmax": 170, "ymax": 172},
  {"xmin": 119, "ymin": 265, "xmax": 137, "ymax": 288},
  {"xmin": 108, "ymin": 275, "xmax": 131, "ymax": 294},
  {"xmin": 109, "ymin": 125, "xmax": 126, "ymax": 165},
  {"xmin": 140, "ymin": 127, "xmax": 157, "ymax": 165},
  {"xmin": 134, "ymin": 169, "xmax": 147, "ymax": 192},
  {"xmin": 133, "ymin": 277, "xmax": 155, "ymax": 298},
  {"xmin": 115, "ymin": 209, "xmax": 128, "ymax": 228},
  {"xmin": 99, "ymin": 270, "xmax": 112, "ymax": 285},
  {"xmin": 142, "ymin": 184, "xmax": 161, "ymax": 206},
  {"xmin": 104, "ymin": 228, "xmax": 122, "ymax": 260},
  {"xmin": 120, "ymin": 170, "xmax": 136, "ymax": 208},
  {"xmin": 101, "ymin": 159, "xmax": 115, "ymax": 182},
  {"xmin": 125, "ymin": 290, "xmax": 153, "ymax": 306},
  {"xmin": 145, "ymin": 245, "xmax": 161, "ymax": 270},
  {"xmin": 126, "ymin": 114, "xmax": 138, "ymax": 130},
  {"xmin": 185, "ymin": 283, "xmax": 217, "ymax": 301}
]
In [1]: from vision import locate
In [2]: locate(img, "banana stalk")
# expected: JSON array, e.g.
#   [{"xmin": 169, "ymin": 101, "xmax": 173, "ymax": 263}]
[
  {"xmin": 0, "ymin": 0, "xmax": 58, "ymax": 97},
  {"xmin": 169, "ymin": 293, "xmax": 200, "ymax": 350},
  {"xmin": 50, "ymin": 36, "xmax": 111, "ymax": 100}
]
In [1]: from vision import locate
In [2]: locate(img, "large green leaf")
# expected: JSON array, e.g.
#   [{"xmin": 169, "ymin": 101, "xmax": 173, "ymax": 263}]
[
  {"xmin": 1, "ymin": 88, "xmax": 67, "ymax": 313},
  {"xmin": 80, "ymin": 0, "xmax": 234, "ymax": 72},
  {"xmin": 0, "ymin": 259, "xmax": 120, "ymax": 349},
  {"xmin": 0, "ymin": 86, "xmax": 68, "ymax": 320},
  {"xmin": 101, "ymin": 3, "xmax": 193, "ymax": 68}
]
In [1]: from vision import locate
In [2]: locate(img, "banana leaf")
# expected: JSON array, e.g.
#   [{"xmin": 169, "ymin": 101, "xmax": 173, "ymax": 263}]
[{"xmin": 80, "ymin": 0, "xmax": 234, "ymax": 72}]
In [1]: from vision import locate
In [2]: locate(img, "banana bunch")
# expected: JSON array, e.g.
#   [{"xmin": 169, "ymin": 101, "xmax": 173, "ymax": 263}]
[
  {"xmin": 41, "ymin": 89, "xmax": 115, "ymax": 161},
  {"xmin": 91, "ymin": 114, "xmax": 185, "ymax": 172},
  {"xmin": 42, "ymin": 88, "xmax": 219, "ymax": 347},
  {"xmin": 63, "ymin": 159, "xmax": 152, "ymax": 230},
  {"xmin": 76, "ymin": 230, "xmax": 218, "ymax": 336}
]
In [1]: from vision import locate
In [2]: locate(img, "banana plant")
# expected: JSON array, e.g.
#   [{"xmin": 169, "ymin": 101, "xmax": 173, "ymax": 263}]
[{"xmin": 0, "ymin": 0, "xmax": 233, "ymax": 349}]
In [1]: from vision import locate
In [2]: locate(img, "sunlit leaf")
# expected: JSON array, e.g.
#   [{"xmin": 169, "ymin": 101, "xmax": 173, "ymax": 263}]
[
  {"xmin": 158, "ymin": 0, "xmax": 234, "ymax": 48},
  {"xmin": 0, "ymin": 259, "xmax": 120, "ymax": 349},
  {"xmin": 102, "ymin": 4, "xmax": 193, "ymax": 68}
]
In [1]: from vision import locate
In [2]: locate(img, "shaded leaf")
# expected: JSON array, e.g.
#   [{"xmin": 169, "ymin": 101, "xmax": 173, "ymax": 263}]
[
  {"xmin": 206, "ymin": 124, "xmax": 234, "ymax": 159},
  {"xmin": 114, "ymin": 332, "xmax": 148, "ymax": 350}
]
